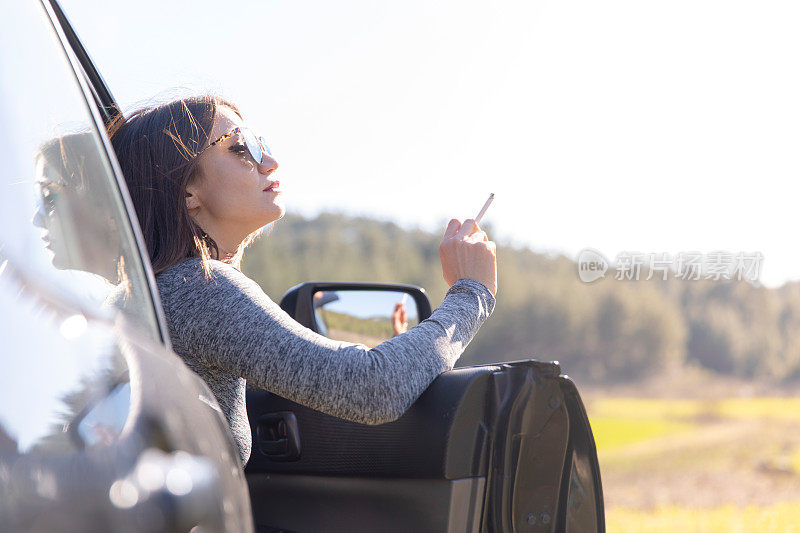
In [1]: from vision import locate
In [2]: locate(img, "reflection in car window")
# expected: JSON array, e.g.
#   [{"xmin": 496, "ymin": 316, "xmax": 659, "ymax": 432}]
[
  {"xmin": 31, "ymin": 132, "xmax": 156, "ymax": 323},
  {"xmin": 0, "ymin": 5, "xmax": 160, "ymax": 342},
  {"xmin": 0, "ymin": 3, "xmax": 153, "ymax": 456},
  {"xmin": 76, "ymin": 382, "xmax": 132, "ymax": 448}
]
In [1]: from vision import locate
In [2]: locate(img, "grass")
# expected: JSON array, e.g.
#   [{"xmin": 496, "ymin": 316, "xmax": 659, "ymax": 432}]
[
  {"xmin": 590, "ymin": 397, "xmax": 800, "ymax": 422},
  {"xmin": 590, "ymin": 417, "xmax": 693, "ymax": 451},
  {"xmin": 713, "ymin": 398, "xmax": 800, "ymax": 421},
  {"xmin": 590, "ymin": 398, "xmax": 707, "ymax": 420},
  {"xmin": 587, "ymin": 396, "xmax": 800, "ymax": 532}
]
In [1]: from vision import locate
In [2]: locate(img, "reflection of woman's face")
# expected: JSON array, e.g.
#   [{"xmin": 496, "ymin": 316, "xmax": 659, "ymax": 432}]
[
  {"xmin": 188, "ymin": 106, "xmax": 284, "ymax": 241},
  {"xmin": 32, "ymin": 158, "xmax": 119, "ymax": 279}
]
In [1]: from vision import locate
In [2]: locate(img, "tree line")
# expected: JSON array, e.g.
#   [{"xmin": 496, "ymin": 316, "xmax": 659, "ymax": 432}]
[{"xmin": 242, "ymin": 213, "xmax": 800, "ymax": 383}]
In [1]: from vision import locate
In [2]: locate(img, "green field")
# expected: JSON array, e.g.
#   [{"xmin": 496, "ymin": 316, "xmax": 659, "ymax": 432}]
[{"xmin": 587, "ymin": 397, "xmax": 800, "ymax": 532}]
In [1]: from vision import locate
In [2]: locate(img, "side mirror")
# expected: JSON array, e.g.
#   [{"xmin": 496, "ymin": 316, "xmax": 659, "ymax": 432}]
[{"xmin": 280, "ymin": 283, "xmax": 432, "ymax": 345}]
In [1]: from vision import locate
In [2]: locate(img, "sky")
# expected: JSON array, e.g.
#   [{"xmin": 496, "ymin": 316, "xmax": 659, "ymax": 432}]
[
  {"xmin": 59, "ymin": 0, "xmax": 800, "ymax": 287},
  {"xmin": 321, "ymin": 290, "xmax": 418, "ymax": 320}
]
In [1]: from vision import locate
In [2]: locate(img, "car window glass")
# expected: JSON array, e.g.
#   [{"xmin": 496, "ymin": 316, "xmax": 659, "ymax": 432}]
[
  {"xmin": 0, "ymin": 2, "xmax": 160, "ymax": 343},
  {"xmin": 0, "ymin": 3, "xmax": 153, "ymax": 455}
]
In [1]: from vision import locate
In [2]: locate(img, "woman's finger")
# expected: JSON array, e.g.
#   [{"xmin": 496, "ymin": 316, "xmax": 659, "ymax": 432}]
[
  {"xmin": 455, "ymin": 219, "xmax": 479, "ymax": 240},
  {"xmin": 443, "ymin": 218, "xmax": 461, "ymax": 239}
]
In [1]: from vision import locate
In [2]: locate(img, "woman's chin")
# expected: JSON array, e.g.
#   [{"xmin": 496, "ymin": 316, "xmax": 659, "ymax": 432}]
[
  {"xmin": 272, "ymin": 203, "xmax": 286, "ymax": 221},
  {"xmin": 261, "ymin": 204, "xmax": 286, "ymax": 227}
]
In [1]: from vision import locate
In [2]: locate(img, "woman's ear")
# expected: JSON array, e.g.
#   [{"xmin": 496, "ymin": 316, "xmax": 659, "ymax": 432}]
[{"xmin": 185, "ymin": 183, "xmax": 201, "ymax": 211}]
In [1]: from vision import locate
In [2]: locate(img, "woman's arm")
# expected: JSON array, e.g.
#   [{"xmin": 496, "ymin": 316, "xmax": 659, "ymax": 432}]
[{"xmin": 159, "ymin": 259, "xmax": 494, "ymax": 425}]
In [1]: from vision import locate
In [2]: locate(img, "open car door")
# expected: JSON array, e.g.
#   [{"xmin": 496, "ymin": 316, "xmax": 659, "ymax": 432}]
[{"xmin": 245, "ymin": 283, "xmax": 604, "ymax": 532}]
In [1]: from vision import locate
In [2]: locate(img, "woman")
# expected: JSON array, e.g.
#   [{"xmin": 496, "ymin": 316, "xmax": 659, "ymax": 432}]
[{"xmin": 108, "ymin": 95, "xmax": 497, "ymax": 466}]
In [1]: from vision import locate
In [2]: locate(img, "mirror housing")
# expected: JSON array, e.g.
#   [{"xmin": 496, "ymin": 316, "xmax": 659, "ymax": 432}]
[{"xmin": 279, "ymin": 282, "xmax": 432, "ymax": 334}]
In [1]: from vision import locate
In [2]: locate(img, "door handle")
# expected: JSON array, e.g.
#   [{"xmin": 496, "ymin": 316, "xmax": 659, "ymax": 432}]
[{"xmin": 255, "ymin": 412, "xmax": 301, "ymax": 461}]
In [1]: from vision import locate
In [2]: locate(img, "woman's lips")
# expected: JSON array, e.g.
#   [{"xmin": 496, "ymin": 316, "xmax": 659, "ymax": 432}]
[{"xmin": 264, "ymin": 180, "xmax": 280, "ymax": 192}]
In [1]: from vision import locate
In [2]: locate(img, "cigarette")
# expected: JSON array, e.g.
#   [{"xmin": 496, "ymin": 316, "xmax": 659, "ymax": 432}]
[
  {"xmin": 474, "ymin": 193, "xmax": 495, "ymax": 225},
  {"xmin": 401, "ymin": 293, "xmax": 409, "ymax": 305}
]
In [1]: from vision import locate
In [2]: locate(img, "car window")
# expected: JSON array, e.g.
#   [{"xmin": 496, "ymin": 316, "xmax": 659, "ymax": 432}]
[
  {"xmin": 0, "ymin": 2, "xmax": 161, "ymax": 343},
  {"xmin": 0, "ymin": 1, "xmax": 151, "ymax": 460}
]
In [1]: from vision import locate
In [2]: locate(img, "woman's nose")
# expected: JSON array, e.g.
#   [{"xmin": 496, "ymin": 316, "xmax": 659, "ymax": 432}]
[
  {"xmin": 258, "ymin": 154, "xmax": 278, "ymax": 174},
  {"xmin": 32, "ymin": 206, "xmax": 46, "ymax": 229}
]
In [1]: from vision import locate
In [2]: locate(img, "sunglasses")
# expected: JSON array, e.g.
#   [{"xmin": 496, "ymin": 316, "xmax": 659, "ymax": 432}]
[
  {"xmin": 201, "ymin": 126, "xmax": 271, "ymax": 164},
  {"xmin": 36, "ymin": 180, "xmax": 59, "ymax": 218}
]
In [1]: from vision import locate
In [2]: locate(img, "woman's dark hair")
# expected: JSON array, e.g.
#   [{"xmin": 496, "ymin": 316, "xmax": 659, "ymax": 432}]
[{"xmin": 108, "ymin": 95, "xmax": 240, "ymax": 276}]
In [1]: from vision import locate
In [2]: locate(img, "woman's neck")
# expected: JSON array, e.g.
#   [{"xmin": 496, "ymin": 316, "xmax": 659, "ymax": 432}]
[
  {"xmin": 211, "ymin": 239, "xmax": 243, "ymax": 269},
  {"xmin": 217, "ymin": 248, "xmax": 243, "ymax": 270},
  {"xmin": 196, "ymin": 229, "xmax": 244, "ymax": 270}
]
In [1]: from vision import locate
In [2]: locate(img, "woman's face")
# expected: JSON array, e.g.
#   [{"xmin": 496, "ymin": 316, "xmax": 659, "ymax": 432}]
[
  {"xmin": 187, "ymin": 106, "xmax": 283, "ymax": 241},
  {"xmin": 33, "ymin": 157, "xmax": 120, "ymax": 280}
]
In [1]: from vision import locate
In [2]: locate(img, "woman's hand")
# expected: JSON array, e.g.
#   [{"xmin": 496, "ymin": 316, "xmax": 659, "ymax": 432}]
[
  {"xmin": 438, "ymin": 218, "xmax": 497, "ymax": 297},
  {"xmin": 391, "ymin": 302, "xmax": 408, "ymax": 336}
]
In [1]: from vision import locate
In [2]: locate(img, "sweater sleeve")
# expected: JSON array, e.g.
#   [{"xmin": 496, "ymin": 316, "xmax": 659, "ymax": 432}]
[{"xmin": 158, "ymin": 259, "xmax": 494, "ymax": 425}]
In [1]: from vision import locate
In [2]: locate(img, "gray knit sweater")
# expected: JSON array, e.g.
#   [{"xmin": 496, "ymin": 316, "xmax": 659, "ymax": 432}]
[{"xmin": 156, "ymin": 258, "xmax": 495, "ymax": 465}]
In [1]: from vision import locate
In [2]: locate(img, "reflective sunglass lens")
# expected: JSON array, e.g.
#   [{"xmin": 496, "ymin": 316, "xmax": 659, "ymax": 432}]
[
  {"xmin": 242, "ymin": 129, "xmax": 262, "ymax": 164},
  {"xmin": 259, "ymin": 136, "xmax": 272, "ymax": 157}
]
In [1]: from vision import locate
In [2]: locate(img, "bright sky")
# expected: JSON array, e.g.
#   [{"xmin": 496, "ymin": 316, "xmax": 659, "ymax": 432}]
[
  {"xmin": 60, "ymin": 0, "xmax": 800, "ymax": 287},
  {"xmin": 322, "ymin": 290, "xmax": 418, "ymax": 320}
]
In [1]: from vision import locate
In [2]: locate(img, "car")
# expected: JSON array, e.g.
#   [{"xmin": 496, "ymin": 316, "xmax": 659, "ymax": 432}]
[{"xmin": 0, "ymin": 1, "xmax": 604, "ymax": 531}]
